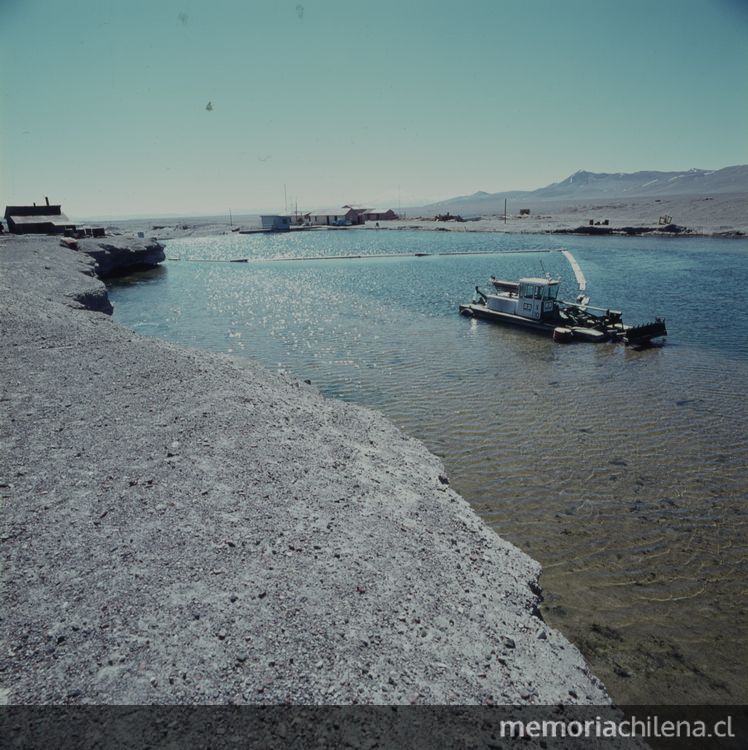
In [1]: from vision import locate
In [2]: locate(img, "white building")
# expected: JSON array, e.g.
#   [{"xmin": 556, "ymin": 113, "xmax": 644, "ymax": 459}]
[{"xmin": 260, "ymin": 215, "xmax": 291, "ymax": 231}]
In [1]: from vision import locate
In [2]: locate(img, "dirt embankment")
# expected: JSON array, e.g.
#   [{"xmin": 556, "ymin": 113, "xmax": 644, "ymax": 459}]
[{"xmin": 1, "ymin": 236, "xmax": 611, "ymax": 707}]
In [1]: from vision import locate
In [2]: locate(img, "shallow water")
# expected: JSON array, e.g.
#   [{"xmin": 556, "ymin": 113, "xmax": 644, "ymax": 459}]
[{"xmin": 109, "ymin": 230, "xmax": 748, "ymax": 704}]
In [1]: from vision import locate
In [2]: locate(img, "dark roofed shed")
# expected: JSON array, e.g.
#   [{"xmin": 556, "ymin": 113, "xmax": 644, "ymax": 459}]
[{"xmin": 4, "ymin": 200, "xmax": 76, "ymax": 234}]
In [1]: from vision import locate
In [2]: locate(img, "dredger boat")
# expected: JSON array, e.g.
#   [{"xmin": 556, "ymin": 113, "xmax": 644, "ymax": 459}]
[{"xmin": 458, "ymin": 250, "xmax": 667, "ymax": 346}]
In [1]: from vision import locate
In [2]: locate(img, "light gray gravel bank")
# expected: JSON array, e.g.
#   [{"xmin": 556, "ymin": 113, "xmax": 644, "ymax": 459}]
[{"xmin": 1, "ymin": 235, "xmax": 610, "ymax": 705}]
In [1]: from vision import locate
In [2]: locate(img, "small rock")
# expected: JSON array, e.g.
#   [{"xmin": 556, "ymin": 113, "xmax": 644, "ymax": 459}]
[{"xmin": 501, "ymin": 636, "xmax": 516, "ymax": 649}]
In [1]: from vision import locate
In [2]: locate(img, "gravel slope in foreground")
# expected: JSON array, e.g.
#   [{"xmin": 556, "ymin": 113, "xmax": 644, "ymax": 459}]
[{"xmin": 1, "ymin": 236, "xmax": 610, "ymax": 706}]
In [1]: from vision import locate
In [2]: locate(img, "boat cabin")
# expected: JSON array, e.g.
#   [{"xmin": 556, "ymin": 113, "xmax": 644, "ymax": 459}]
[
  {"xmin": 487, "ymin": 276, "xmax": 560, "ymax": 320},
  {"xmin": 517, "ymin": 277, "xmax": 560, "ymax": 320}
]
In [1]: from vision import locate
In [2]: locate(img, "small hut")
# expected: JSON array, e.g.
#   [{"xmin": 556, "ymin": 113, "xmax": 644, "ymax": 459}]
[{"xmin": 4, "ymin": 198, "xmax": 76, "ymax": 235}]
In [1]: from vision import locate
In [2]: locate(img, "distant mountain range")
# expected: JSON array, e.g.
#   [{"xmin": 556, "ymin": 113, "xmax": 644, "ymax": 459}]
[{"xmin": 418, "ymin": 165, "xmax": 748, "ymax": 215}]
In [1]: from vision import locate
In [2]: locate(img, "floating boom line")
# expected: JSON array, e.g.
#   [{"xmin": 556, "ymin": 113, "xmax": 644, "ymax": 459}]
[
  {"xmin": 561, "ymin": 249, "xmax": 587, "ymax": 292},
  {"xmin": 165, "ymin": 248, "xmax": 553, "ymax": 264}
]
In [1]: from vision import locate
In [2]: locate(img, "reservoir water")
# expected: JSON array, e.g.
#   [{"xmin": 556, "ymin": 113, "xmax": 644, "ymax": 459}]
[{"xmin": 109, "ymin": 229, "xmax": 748, "ymax": 704}]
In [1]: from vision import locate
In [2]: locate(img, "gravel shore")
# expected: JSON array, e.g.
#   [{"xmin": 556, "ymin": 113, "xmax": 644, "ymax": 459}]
[{"xmin": 1, "ymin": 235, "xmax": 610, "ymax": 705}]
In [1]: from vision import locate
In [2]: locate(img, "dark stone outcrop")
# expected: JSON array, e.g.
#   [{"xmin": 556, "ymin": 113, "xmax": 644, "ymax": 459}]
[
  {"xmin": 553, "ymin": 224, "xmax": 693, "ymax": 237},
  {"xmin": 71, "ymin": 286, "xmax": 114, "ymax": 315},
  {"xmin": 554, "ymin": 225, "xmax": 614, "ymax": 235},
  {"xmin": 75, "ymin": 237, "xmax": 166, "ymax": 277},
  {"xmin": 657, "ymin": 223, "xmax": 689, "ymax": 234}
]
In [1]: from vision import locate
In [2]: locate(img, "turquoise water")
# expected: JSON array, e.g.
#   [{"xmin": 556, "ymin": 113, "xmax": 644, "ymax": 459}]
[{"xmin": 109, "ymin": 229, "xmax": 748, "ymax": 704}]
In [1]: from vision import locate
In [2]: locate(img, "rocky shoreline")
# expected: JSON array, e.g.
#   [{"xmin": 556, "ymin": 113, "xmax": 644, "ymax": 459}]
[
  {"xmin": 1, "ymin": 235, "xmax": 611, "ymax": 706},
  {"xmin": 366, "ymin": 217, "xmax": 746, "ymax": 239}
]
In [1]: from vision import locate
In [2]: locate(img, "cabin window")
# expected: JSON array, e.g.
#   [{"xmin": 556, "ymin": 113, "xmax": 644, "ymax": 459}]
[{"xmin": 546, "ymin": 285, "xmax": 559, "ymax": 300}]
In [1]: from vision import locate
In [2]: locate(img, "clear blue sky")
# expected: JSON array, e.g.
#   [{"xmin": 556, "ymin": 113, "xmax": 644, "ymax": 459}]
[{"xmin": 1, "ymin": 0, "xmax": 747, "ymax": 218}]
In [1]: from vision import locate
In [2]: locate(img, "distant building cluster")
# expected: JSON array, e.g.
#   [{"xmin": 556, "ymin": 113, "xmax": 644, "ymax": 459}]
[
  {"xmin": 1, "ymin": 197, "xmax": 398, "ymax": 237},
  {"xmin": 302, "ymin": 206, "xmax": 398, "ymax": 226},
  {"xmin": 265, "ymin": 206, "xmax": 397, "ymax": 228},
  {"xmin": 255, "ymin": 206, "xmax": 399, "ymax": 232}
]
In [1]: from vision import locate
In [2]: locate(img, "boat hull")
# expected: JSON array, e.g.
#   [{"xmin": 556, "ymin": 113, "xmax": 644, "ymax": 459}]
[
  {"xmin": 459, "ymin": 303, "xmax": 616, "ymax": 343},
  {"xmin": 459, "ymin": 303, "xmax": 559, "ymax": 335}
]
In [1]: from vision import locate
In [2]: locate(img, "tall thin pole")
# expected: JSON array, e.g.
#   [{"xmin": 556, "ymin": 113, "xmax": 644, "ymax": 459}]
[
  {"xmin": 229, "ymin": 208, "xmax": 233, "ymax": 228},
  {"xmin": 284, "ymin": 184, "xmax": 288, "ymax": 214},
  {"xmin": 504, "ymin": 198, "xmax": 507, "ymax": 224}
]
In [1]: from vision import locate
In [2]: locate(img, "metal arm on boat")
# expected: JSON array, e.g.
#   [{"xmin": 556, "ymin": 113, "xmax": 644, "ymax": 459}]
[{"xmin": 560, "ymin": 249, "xmax": 590, "ymax": 305}]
